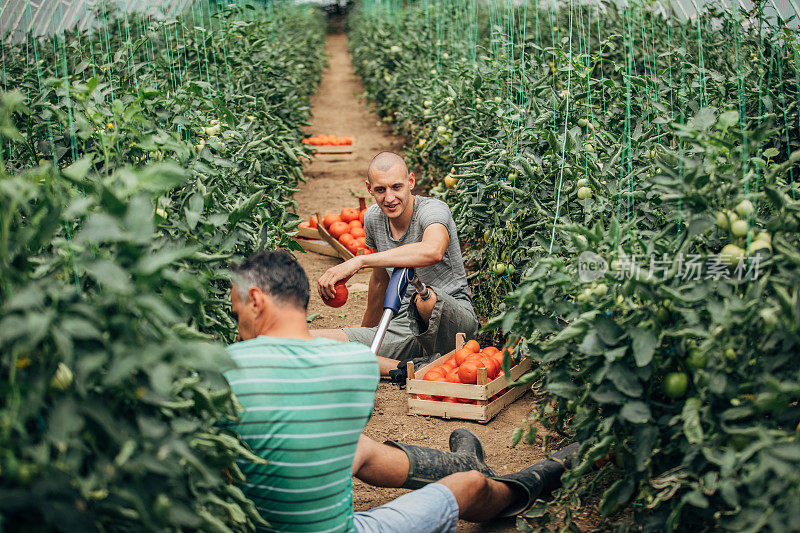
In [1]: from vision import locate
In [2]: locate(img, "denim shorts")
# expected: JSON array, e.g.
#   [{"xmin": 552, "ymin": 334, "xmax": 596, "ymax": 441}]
[
  {"xmin": 343, "ymin": 287, "xmax": 478, "ymax": 362},
  {"xmin": 352, "ymin": 483, "xmax": 459, "ymax": 533}
]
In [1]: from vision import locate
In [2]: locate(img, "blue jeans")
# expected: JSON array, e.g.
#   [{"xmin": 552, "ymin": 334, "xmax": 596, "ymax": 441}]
[{"xmin": 353, "ymin": 483, "xmax": 459, "ymax": 533}]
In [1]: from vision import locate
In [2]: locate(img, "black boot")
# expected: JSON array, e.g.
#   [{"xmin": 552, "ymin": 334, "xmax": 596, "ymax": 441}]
[
  {"xmin": 491, "ymin": 442, "xmax": 580, "ymax": 517},
  {"xmin": 386, "ymin": 429, "xmax": 498, "ymax": 489}
]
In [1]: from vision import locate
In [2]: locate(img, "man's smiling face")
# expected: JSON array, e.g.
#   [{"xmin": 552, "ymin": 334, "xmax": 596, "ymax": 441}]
[{"xmin": 366, "ymin": 165, "xmax": 415, "ymax": 220}]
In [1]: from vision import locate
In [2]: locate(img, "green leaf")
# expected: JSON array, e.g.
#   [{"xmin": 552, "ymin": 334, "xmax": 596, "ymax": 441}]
[
  {"xmin": 683, "ymin": 490, "xmax": 709, "ymax": 509},
  {"xmin": 769, "ymin": 443, "xmax": 800, "ymax": 462},
  {"xmin": 511, "ymin": 427, "xmax": 523, "ymax": 447},
  {"xmin": 630, "ymin": 327, "xmax": 657, "ymax": 367},
  {"xmin": 546, "ymin": 380, "xmax": 577, "ymax": 399},
  {"xmin": 595, "ymin": 316, "xmax": 624, "ymax": 345},
  {"xmin": 76, "ymin": 213, "xmax": 124, "ymax": 244},
  {"xmin": 59, "ymin": 317, "xmax": 103, "ymax": 340},
  {"xmin": 502, "ymin": 309, "xmax": 520, "ymax": 334},
  {"xmin": 681, "ymin": 397, "xmax": 704, "ymax": 444},
  {"xmin": 689, "ymin": 107, "xmax": 717, "ymax": 130},
  {"xmin": 717, "ymin": 110, "xmax": 739, "ymax": 129},
  {"xmin": 620, "ymin": 401, "xmax": 651, "ymax": 424},
  {"xmin": 633, "ymin": 425, "xmax": 658, "ymax": 471},
  {"xmin": 136, "ymin": 246, "xmax": 200, "ymax": 275},
  {"xmin": 85, "ymin": 259, "xmax": 133, "ymax": 293},
  {"xmin": 607, "ymin": 364, "xmax": 643, "ymax": 397},
  {"xmin": 139, "ymin": 162, "xmax": 187, "ymax": 193},
  {"xmin": 63, "ymin": 156, "xmax": 93, "ymax": 181},
  {"xmin": 125, "ymin": 194, "xmax": 155, "ymax": 244},
  {"xmin": 600, "ymin": 478, "xmax": 634, "ymax": 516}
]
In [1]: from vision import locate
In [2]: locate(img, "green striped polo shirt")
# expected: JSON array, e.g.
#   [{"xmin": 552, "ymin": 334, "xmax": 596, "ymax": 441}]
[{"xmin": 223, "ymin": 336, "xmax": 379, "ymax": 533}]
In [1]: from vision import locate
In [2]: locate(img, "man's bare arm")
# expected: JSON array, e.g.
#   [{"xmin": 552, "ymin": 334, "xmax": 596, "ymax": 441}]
[
  {"xmin": 359, "ymin": 223, "xmax": 449, "ymax": 270},
  {"xmin": 362, "ymin": 266, "xmax": 389, "ymax": 327},
  {"xmin": 318, "ymin": 223, "xmax": 450, "ymax": 300}
]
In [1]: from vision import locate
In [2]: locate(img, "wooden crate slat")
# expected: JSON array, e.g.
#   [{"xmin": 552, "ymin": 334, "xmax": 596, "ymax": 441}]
[
  {"xmin": 296, "ymin": 226, "xmax": 320, "ymax": 239},
  {"xmin": 315, "ymin": 145, "xmax": 354, "ymax": 154},
  {"xmin": 292, "ymin": 237, "xmax": 339, "ymax": 258},
  {"xmin": 408, "ymin": 398, "xmax": 486, "ymax": 419}
]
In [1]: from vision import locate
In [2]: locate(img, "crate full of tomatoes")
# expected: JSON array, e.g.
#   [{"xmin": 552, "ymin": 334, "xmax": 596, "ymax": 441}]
[
  {"xmin": 406, "ymin": 334, "xmax": 532, "ymax": 423},
  {"xmin": 301, "ymin": 134, "xmax": 354, "ymax": 146},
  {"xmin": 316, "ymin": 207, "xmax": 373, "ymax": 259}
]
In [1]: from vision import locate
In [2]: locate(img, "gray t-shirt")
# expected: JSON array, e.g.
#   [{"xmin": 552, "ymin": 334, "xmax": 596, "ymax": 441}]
[{"xmin": 364, "ymin": 195, "xmax": 475, "ymax": 315}]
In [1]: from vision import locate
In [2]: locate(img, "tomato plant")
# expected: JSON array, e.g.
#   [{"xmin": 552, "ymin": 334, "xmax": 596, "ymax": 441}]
[
  {"xmin": 1, "ymin": 3, "xmax": 326, "ymax": 530},
  {"xmin": 349, "ymin": 1, "xmax": 800, "ymax": 529}
]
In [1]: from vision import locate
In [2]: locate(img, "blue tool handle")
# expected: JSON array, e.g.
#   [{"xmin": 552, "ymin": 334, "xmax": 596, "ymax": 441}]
[{"xmin": 383, "ymin": 267, "xmax": 414, "ymax": 314}]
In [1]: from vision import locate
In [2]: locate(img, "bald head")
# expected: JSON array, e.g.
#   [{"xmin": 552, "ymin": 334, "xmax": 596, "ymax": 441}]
[{"xmin": 368, "ymin": 152, "xmax": 408, "ymax": 181}]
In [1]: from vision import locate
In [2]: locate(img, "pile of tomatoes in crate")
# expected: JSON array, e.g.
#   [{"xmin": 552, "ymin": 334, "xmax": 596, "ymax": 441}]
[
  {"xmin": 418, "ymin": 340, "xmax": 514, "ymax": 404},
  {"xmin": 300, "ymin": 207, "xmax": 374, "ymax": 256},
  {"xmin": 301, "ymin": 134, "xmax": 354, "ymax": 146}
]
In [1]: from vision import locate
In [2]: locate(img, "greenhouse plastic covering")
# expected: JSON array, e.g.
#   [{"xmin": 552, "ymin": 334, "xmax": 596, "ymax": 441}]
[
  {"xmin": 0, "ymin": 0, "xmax": 196, "ymax": 41},
  {"xmin": 1, "ymin": 0, "xmax": 799, "ymax": 41}
]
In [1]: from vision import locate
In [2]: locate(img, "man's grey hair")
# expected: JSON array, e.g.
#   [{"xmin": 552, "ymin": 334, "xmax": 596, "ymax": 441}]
[{"xmin": 229, "ymin": 250, "xmax": 310, "ymax": 310}]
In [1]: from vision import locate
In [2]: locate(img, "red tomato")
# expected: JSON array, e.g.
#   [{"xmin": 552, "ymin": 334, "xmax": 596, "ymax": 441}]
[
  {"xmin": 464, "ymin": 340, "xmax": 481, "ymax": 353},
  {"xmin": 442, "ymin": 357, "xmax": 457, "ymax": 371},
  {"xmin": 340, "ymin": 208, "xmax": 359, "ymax": 223},
  {"xmin": 423, "ymin": 366, "xmax": 446, "ymax": 381},
  {"xmin": 454, "ymin": 347, "xmax": 474, "ymax": 366},
  {"xmin": 323, "ymin": 213, "xmax": 342, "ymax": 228},
  {"xmin": 323, "ymin": 281, "xmax": 348, "ymax": 308},
  {"xmin": 458, "ymin": 359, "xmax": 487, "ymax": 384},
  {"xmin": 445, "ymin": 368, "xmax": 461, "ymax": 383},
  {"xmin": 328, "ymin": 221, "xmax": 349, "ymax": 239}
]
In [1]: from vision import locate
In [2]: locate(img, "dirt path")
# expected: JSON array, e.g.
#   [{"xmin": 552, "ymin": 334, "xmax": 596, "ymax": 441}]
[{"xmin": 294, "ymin": 33, "xmax": 557, "ymax": 532}]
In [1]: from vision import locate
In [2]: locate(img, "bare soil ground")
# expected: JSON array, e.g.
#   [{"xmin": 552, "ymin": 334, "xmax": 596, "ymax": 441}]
[{"xmin": 294, "ymin": 32, "xmax": 592, "ymax": 532}]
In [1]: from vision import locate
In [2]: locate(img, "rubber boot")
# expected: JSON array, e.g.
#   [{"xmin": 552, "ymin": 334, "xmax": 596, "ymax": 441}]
[
  {"xmin": 386, "ymin": 429, "xmax": 498, "ymax": 489},
  {"xmin": 491, "ymin": 442, "xmax": 580, "ymax": 517}
]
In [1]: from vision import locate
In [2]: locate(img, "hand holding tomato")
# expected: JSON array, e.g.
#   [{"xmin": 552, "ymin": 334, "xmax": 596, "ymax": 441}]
[
  {"xmin": 317, "ymin": 259, "xmax": 361, "ymax": 301},
  {"xmin": 323, "ymin": 281, "xmax": 349, "ymax": 308}
]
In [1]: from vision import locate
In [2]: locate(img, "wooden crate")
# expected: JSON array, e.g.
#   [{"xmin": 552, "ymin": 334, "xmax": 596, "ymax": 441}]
[
  {"xmin": 406, "ymin": 333, "xmax": 533, "ymax": 423},
  {"xmin": 315, "ymin": 197, "xmax": 368, "ymax": 261},
  {"xmin": 314, "ymin": 141, "xmax": 355, "ymax": 161}
]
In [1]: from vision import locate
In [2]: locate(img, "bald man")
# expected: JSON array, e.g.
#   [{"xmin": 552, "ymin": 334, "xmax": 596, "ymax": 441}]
[{"xmin": 312, "ymin": 152, "xmax": 478, "ymax": 375}]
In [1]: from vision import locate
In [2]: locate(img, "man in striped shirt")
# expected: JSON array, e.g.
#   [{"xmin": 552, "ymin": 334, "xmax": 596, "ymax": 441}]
[{"xmin": 225, "ymin": 250, "xmax": 578, "ymax": 532}]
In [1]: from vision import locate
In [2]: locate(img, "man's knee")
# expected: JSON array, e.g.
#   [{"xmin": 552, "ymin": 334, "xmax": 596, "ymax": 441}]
[
  {"xmin": 437, "ymin": 470, "xmax": 490, "ymax": 510},
  {"xmin": 413, "ymin": 288, "xmax": 437, "ymax": 325}
]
